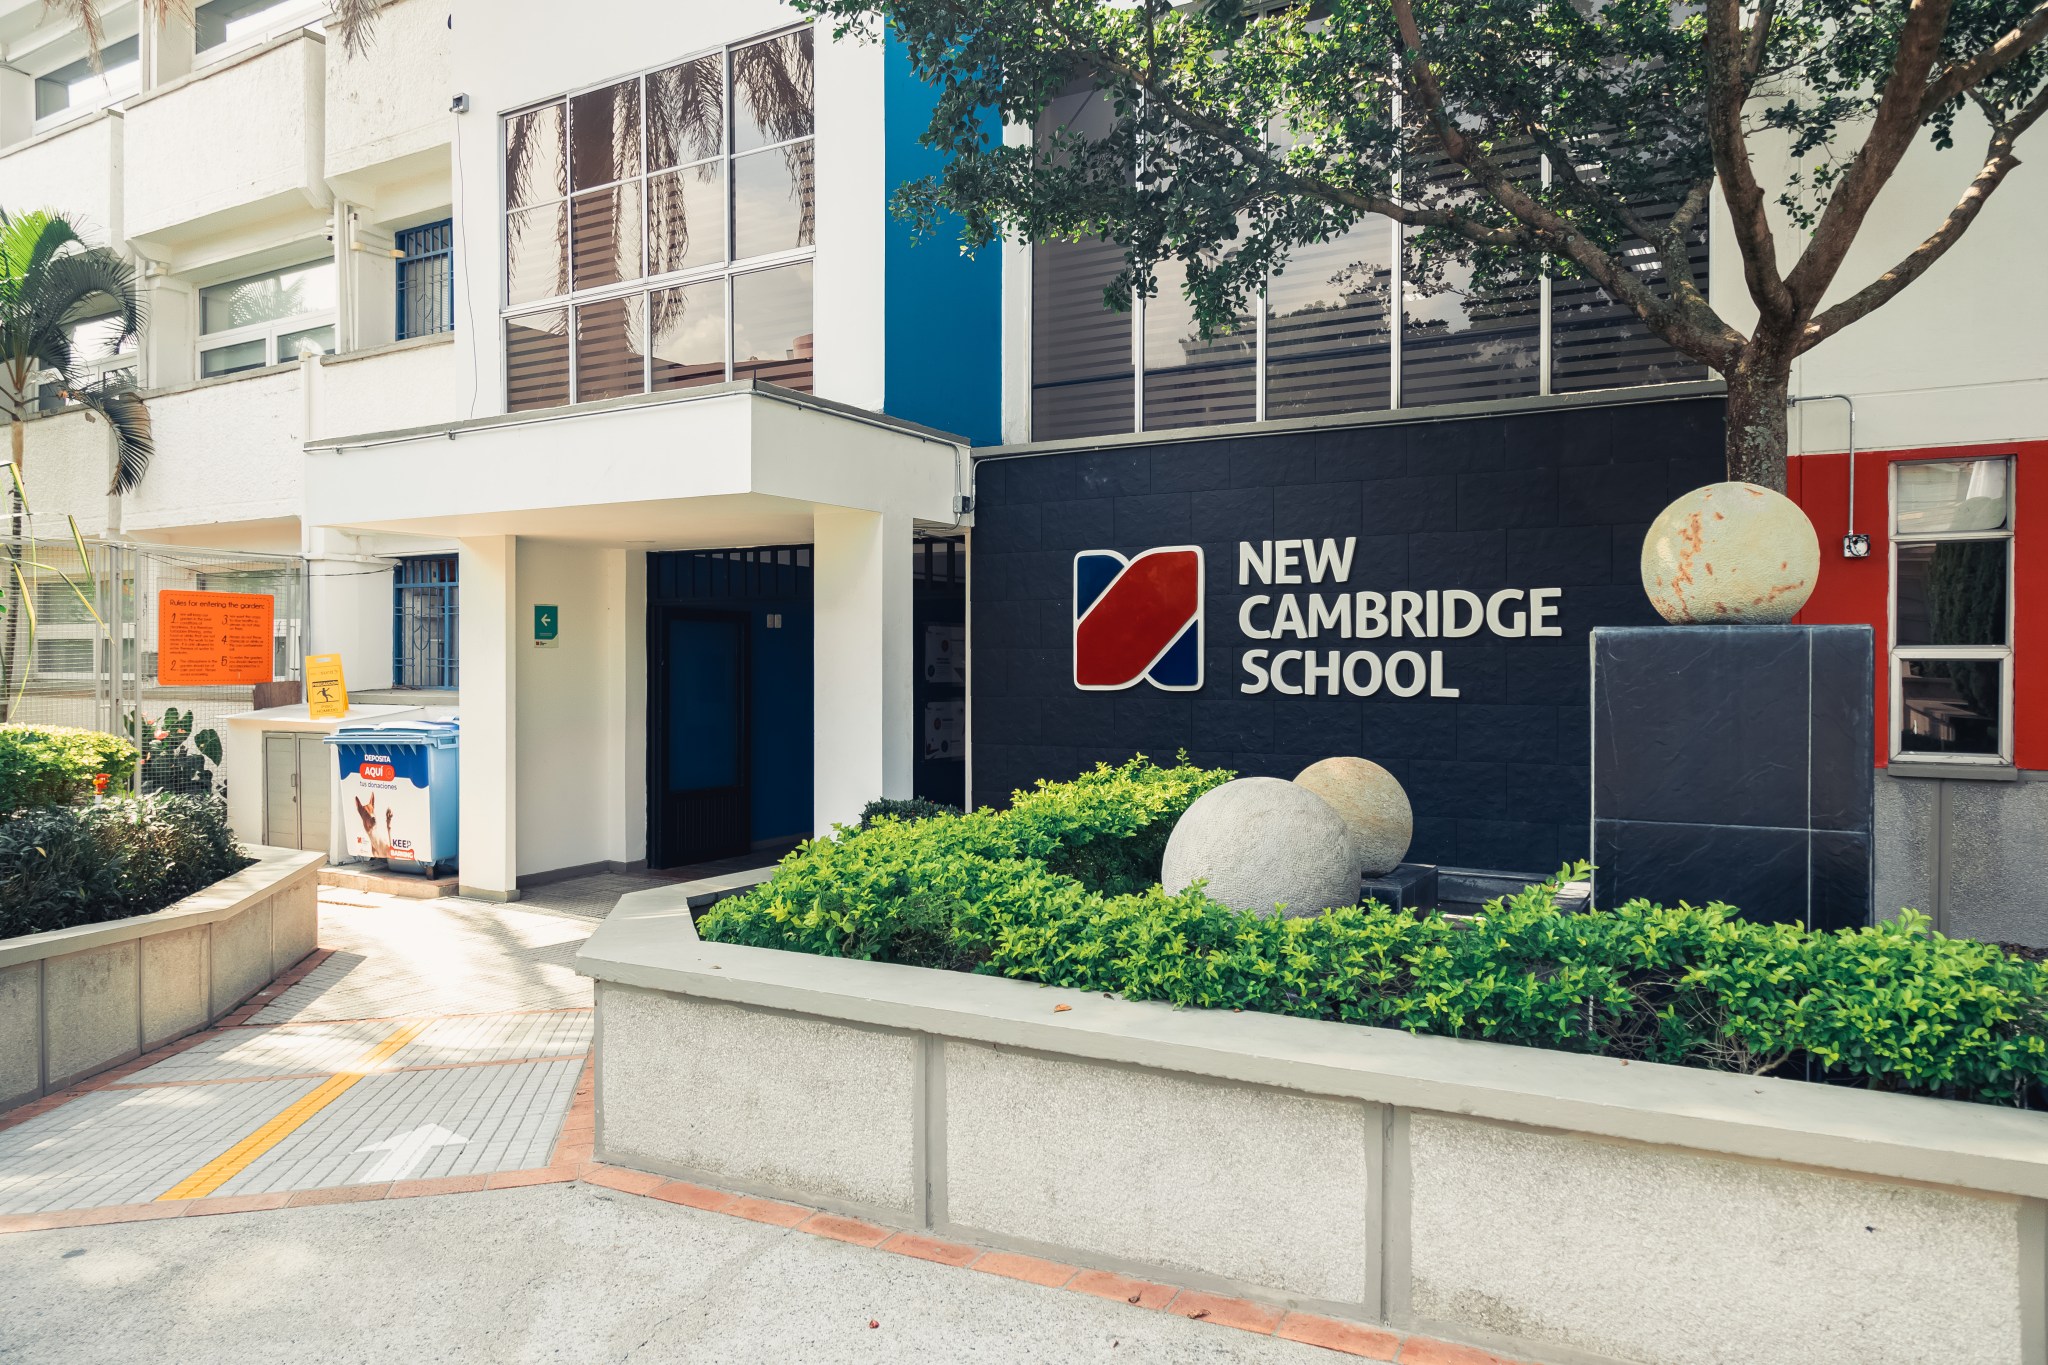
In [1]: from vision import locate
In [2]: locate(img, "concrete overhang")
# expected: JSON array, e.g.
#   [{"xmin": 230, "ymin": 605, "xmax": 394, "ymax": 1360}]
[{"xmin": 304, "ymin": 380, "xmax": 966, "ymax": 547}]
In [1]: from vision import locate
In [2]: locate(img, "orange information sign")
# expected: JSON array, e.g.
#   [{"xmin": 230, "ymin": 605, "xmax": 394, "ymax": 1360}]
[{"xmin": 157, "ymin": 591, "xmax": 276, "ymax": 686}]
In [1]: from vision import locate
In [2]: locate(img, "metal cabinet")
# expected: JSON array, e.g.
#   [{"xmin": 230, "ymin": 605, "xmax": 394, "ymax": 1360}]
[{"xmin": 262, "ymin": 731, "xmax": 332, "ymax": 854}]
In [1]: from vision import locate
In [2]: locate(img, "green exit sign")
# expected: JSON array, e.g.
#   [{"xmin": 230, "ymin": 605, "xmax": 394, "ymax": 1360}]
[{"xmin": 534, "ymin": 604, "xmax": 559, "ymax": 647}]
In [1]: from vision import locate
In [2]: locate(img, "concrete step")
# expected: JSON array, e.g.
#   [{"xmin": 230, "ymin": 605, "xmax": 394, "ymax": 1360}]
[{"xmin": 319, "ymin": 864, "xmax": 461, "ymax": 899}]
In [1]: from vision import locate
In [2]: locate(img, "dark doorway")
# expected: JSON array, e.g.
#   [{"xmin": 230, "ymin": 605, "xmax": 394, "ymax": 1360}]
[
  {"xmin": 647, "ymin": 547, "xmax": 815, "ymax": 869},
  {"xmin": 913, "ymin": 536, "xmax": 967, "ymax": 809}
]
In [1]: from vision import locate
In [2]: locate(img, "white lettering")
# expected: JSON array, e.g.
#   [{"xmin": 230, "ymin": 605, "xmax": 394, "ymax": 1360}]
[
  {"xmin": 1273, "ymin": 539, "xmax": 1304, "ymax": 585},
  {"xmin": 1429, "ymin": 650, "xmax": 1460, "ymax": 697},
  {"xmin": 1238, "ymin": 541, "xmax": 1274, "ymax": 586},
  {"xmin": 1386, "ymin": 650, "xmax": 1428, "ymax": 697},
  {"xmin": 1308, "ymin": 594, "xmax": 1352, "ymax": 637},
  {"xmin": 1442, "ymin": 589, "xmax": 1485, "ymax": 638},
  {"xmin": 1304, "ymin": 650, "xmax": 1340, "ymax": 695},
  {"xmin": 1343, "ymin": 651, "xmax": 1383, "ymax": 696},
  {"xmin": 1485, "ymin": 588, "xmax": 1528, "ymax": 638},
  {"xmin": 1271, "ymin": 649, "xmax": 1304, "ymax": 695},
  {"xmin": 1271, "ymin": 594, "xmax": 1307, "ymax": 638},
  {"xmin": 1240, "ymin": 649, "xmax": 1271, "ymax": 694},
  {"xmin": 1391, "ymin": 590, "xmax": 1425, "ymax": 638},
  {"xmin": 1425, "ymin": 590, "xmax": 1440, "ymax": 637},
  {"xmin": 1238, "ymin": 595, "xmax": 1273, "ymax": 640},
  {"xmin": 1355, "ymin": 591, "xmax": 1388, "ymax": 639},
  {"xmin": 1303, "ymin": 537, "xmax": 1357, "ymax": 584},
  {"xmin": 1529, "ymin": 587, "xmax": 1563, "ymax": 637}
]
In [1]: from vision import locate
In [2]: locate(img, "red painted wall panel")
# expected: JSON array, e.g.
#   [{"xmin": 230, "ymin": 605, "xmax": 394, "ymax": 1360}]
[{"xmin": 1790, "ymin": 439, "xmax": 2046, "ymax": 771}]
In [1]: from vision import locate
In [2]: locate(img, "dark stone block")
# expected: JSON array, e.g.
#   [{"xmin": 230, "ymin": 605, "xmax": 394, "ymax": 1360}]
[
  {"xmin": 1362, "ymin": 862, "xmax": 1438, "ymax": 911},
  {"xmin": 1313, "ymin": 436, "xmax": 1408, "ymax": 485},
  {"xmin": 1114, "ymin": 693, "xmax": 1193, "ymax": 750},
  {"xmin": 1559, "ymin": 459, "xmax": 1670, "ymax": 527},
  {"xmin": 1360, "ymin": 475, "xmax": 1458, "ymax": 533},
  {"xmin": 1007, "ymin": 456, "xmax": 1076, "ymax": 503},
  {"xmin": 1077, "ymin": 450, "xmax": 1150, "ymax": 498},
  {"xmin": 974, "ymin": 607, "xmax": 1039, "ymax": 651},
  {"xmin": 1193, "ymin": 696, "xmax": 1273, "ymax": 751},
  {"xmin": 1809, "ymin": 627, "xmax": 1877, "ymax": 832},
  {"xmin": 1508, "ymin": 762, "xmax": 1590, "ymax": 821},
  {"xmin": 974, "ymin": 458, "xmax": 1008, "ymax": 501},
  {"xmin": 1408, "ymin": 530, "xmax": 1507, "ymax": 587},
  {"xmin": 1457, "ymin": 704, "xmax": 1558, "ymax": 765},
  {"xmin": 1348, "ymin": 534, "xmax": 1409, "ymax": 588},
  {"xmin": 1272, "ymin": 695, "xmax": 1362, "ymax": 755},
  {"xmin": 1408, "ymin": 418, "xmax": 1506, "ymax": 475},
  {"xmin": 1457, "ymin": 468, "xmax": 1559, "ymax": 531},
  {"xmin": 1114, "ymin": 492, "xmax": 1192, "ymax": 544},
  {"xmin": 1359, "ymin": 701, "xmax": 1458, "ymax": 760},
  {"xmin": 1427, "ymin": 644, "xmax": 1505, "ymax": 704},
  {"xmin": 1038, "ymin": 498, "xmax": 1117, "ymax": 551},
  {"xmin": 974, "ymin": 502, "xmax": 1041, "ymax": 554},
  {"xmin": 1039, "ymin": 693, "xmax": 1118, "ymax": 747},
  {"xmin": 1509, "ymin": 408, "xmax": 1611, "ymax": 468},
  {"xmin": 1150, "ymin": 442, "xmax": 1237, "ymax": 493},
  {"xmin": 1810, "ymin": 831, "xmax": 1873, "ymax": 932},
  {"xmin": 1409, "ymin": 759, "xmax": 1507, "ymax": 821},
  {"xmin": 1409, "ymin": 815, "xmax": 1457, "ymax": 865},
  {"xmin": 1594, "ymin": 818, "xmax": 1811, "ymax": 924},
  {"xmin": 1273, "ymin": 482, "xmax": 1366, "ymax": 540},
  {"xmin": 1501, "ymin": 645, "xmax": 1588, "ymax": 708},
  {"xmin": 1557, "ymin": 584, "xmax": 1659, "ymax": 637},
  {"xmin": 1455, "ymin": 819, "xmax": 1559, "ymax": 877},
  {"xmin": 1233, "ymin": 443, "xmax": 1318, "ymax": 488},
  {"xmin": 1193, "ymin": 487, "xmax": 1271, "ymax": 543},
  {"xmin": 1506, "ymin": 526, "xmax": 1617, "ymax": 587}
]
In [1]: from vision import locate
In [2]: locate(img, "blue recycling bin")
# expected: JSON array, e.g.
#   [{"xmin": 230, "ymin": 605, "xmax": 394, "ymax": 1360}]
[{"xmin": 325, "ymin": 718, "xmax": 460, "ymax": 876}]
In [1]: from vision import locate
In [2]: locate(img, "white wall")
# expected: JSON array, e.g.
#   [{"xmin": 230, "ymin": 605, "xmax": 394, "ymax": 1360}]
[
  {"xmin": 14, "ymin": 410, "xmax": 114, "ymax": 537},
  {"xmin": 1708, "ymin": 103, "xmax": 2048, "ymax": 455},
  {"xmin": 120, "ymin": 367, "xmax": 304, "ymax": 532},
  {"xmin": 311, "ymin": 335, "xmax": 467, "ymax": 439},
  {"xmin": 447, "ymin": 0, "xmax": 888, "ymax": 420},
  {"xmin": 0, "ymin": 111, "xmax": 123, "ymax": 243},
  {"xmin": 324, "ymin": 0, "xmax": 452, "ymax": 188}
]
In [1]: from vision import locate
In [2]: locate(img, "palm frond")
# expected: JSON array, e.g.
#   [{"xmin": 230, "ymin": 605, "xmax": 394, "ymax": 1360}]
[
  {"xmin": 68, "ymin": 383, "xmax": 154, "ymax": 494},
  {"xmin": 43, "ymin": 0, "xmax": 106, "ymax": 67},
  {"xmin": 327, "ymin": 0, "xmax": 383, "ymax": 57},
  {"xmin": 14, "ymin": 246, "xmax": 143, "ymax": 372}
]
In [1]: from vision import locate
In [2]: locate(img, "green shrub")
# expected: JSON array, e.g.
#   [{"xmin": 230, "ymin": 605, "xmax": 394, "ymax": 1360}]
[
  {"xmin": 0, "ymin": 724, "xmax": 140, "ymax": 810},
  {"xmin": 858, "ymin": 796, "xmax": 963, "ymax": 829},
  {"xmin": 702, "ymin": 759, "xmax": 2048, "ymax": 1107},
  {"xmin": 0, "ymin": 794, "xmax": 252, "ymax": 939}
]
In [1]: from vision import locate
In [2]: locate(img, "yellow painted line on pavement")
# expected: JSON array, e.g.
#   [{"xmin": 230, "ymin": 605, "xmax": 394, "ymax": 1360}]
[{"xmin": 157, "ymin": 1023, "xmax": 425, "ymax": 1201}]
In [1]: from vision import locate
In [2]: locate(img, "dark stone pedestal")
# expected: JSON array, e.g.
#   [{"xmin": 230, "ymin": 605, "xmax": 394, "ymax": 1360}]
[
  {"xmin": 1361, "ymin": 863, "xmax": 1438, "ymax": 911},
  {"xmin": 1591, "ymin": 625, "xmax": 1874, "ymax": 930}
]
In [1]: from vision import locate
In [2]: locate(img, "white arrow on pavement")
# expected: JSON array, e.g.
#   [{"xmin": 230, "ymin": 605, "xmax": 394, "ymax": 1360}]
[{"xmin": 354, "ymin": 1124, "xmax": 469, "ymax": 1182}]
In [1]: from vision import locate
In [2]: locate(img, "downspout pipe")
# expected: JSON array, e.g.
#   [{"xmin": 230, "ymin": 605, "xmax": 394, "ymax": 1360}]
[{"xmin": 1788, "ymin": 393, "xmax": 1865, "ymax": 558}]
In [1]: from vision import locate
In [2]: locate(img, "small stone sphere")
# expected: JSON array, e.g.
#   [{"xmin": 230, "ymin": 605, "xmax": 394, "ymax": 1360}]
[
  {"xmin": 1162, "ymin": 777, "xmax": 1361, "ymax": 919},
  {"xmin": 1293, "ymin": 757, "xmax": 1413, "ymax": 877},
  {"xmin": 1641, "ymin": 481, "xmax": 1820, "ymax": 624}
]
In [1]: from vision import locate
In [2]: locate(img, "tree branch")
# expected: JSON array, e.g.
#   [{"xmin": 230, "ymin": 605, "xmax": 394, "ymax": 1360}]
[
  {"xmin": 1919, "ymin": 1, "xmax": 2048, "ymax": 119},
  {"xmin": 1704, "ymin": 0, "xmax": 1794, "ymax": 324},
  {"xmin": 1741, "ymin": 0, "xmax": 1780, "ymax": 85},
  {"xmin": 1800, "ymin": 83, "xmax": 2048, "ymax": 351}
]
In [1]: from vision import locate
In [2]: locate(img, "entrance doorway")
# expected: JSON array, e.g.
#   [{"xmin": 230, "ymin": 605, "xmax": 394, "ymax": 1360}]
[{"xmin": 646, "ymin": 547, "xmax": 814, "ymax": 868}]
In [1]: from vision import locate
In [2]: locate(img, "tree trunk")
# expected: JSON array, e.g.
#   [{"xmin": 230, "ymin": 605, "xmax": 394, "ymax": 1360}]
[{"xmin": 1722, "ymin": 355, "xmax": 1792, "ymax": 491}]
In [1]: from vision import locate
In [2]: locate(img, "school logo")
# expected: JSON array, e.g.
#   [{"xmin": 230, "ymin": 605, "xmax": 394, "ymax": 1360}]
[{"xmin": 1072, "ymin": 546, "xmax": 1204, "ymax": 692}]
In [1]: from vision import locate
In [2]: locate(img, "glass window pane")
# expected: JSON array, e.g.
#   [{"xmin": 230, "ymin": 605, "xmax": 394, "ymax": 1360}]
[
  {"xmin": 570, "ymin": 181, "xmax": 644, "ymax": 289},
  {"xmin": 200, "ymin": 260, "xmax": 335, "ymax": 334},
  {"xmin": 1030, "ymin": 238, "xmax": 1133, "ymax": 440},
  {"xmin": 195, "ymin": 0, "xmax": 303, "ymax": 51},
  {"xmin": 506, "ymin": 203, "xmax": 567, "ymax": 306},
  {"xmin": 1401, "ymin": 252, "xmax": 1541, "ymax": 408},
  {"xmin": 200, "ymin": 338, "xmax": 268, "ymax": 377},
  {"xmin": 729, "ymin": 29, "xmax": 814, "ymax": 152},
  {"xmin": 506, "ymin": 310, "xmax": 570, "ymax": 411},
  {"xmin": 574, "ymin": 296, "xmax": 646, "ymax": 402},
  {"xmin": 35, "ymin": 37, "xmax": 139, "ymax": 119},
  {"xmin": 67, "ymin": 315, "xmax": 133, "ymax": 362},
  {"xmin": 1898, "ymin": 658, "xmax": 2002, "ymax": 757},
  {"xmin": 1896, "ymin": 459, "xmax": 2010, "ymax": 535},
  {"xmin": 651, "ymin": 281, "xmax": 727, "ymax": 390},
  {"xmin": 1551, "ymin": 163, "xmax": 1710, "ymax": 394},
  {"xmin": 277, "ymin": 323, "xmax": 335, "ymax": 359},
  {"xmin": 506, "ymin": 103, "xmax": 566, "ymax": 208},
  {"xmin": 732, "ymin": 141, "xmax": 815, "ymax": 260},
  {"xmin": 732, "ymin": 263, "xmax": 812, "ymax": 391},
  {"xmin": 1266, "ymin": 224, "xmax": 1395, "ymax": 418},
  {"xmin": 1895, "ymin": 541, "xmax": 2008, "ymax": 646},
  {"xmin": 648, "ymin": 163, "xmax": 725, "ymax": 274},
  {"xmin": 648, "ymin": 56, "xmax": 723, "ymax": 169},
  {"xmin": 1142, "ymin": 258, "xmax": 1255, "ymax": 430},
  {"xmin": 569, "ymin": 79, "xmax": 641, "ymax": 191}
]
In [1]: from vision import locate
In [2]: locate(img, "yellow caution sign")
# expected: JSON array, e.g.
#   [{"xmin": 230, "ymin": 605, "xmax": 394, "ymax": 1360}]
[{"xmin": 306, "ymin": 653, "xmax": 349, "ymax": 720}]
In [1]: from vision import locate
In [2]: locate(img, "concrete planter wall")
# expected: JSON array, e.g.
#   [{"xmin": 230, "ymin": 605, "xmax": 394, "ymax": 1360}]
[
  {"xmin": 0, "ymin": 846, "xmax": 323, "ymax": 1113},
  {"xmin": 578, "ymin": 883, "xmax": 2048, "ymax": 1365}
]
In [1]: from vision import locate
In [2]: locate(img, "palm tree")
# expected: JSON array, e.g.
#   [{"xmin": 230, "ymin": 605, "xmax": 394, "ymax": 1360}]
[{"xmin": 0, "ymin": 209, "xmax": 151, "ymax": 495}]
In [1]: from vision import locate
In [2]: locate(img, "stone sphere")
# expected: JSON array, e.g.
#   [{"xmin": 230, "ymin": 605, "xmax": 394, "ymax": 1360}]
[
  {"xmin": 1162, "ymin": 777, "xmax": 1360, "ymax": 919},
  {"xmin": 1641, "ymin": 481, "xmax": 1820, "ymax": 624},
  {"xmin": 1293, "ymin": 757, "xmax": 1413, "ymax": 877}
]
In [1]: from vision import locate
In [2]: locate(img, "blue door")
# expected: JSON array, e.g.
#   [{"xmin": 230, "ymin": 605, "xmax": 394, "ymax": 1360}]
[{"xmin": 651, "ymin": 608, "xmax": 749, "ymax": 865}]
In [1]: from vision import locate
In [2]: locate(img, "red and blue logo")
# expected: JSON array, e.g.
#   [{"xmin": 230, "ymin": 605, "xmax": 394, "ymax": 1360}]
[{"xmin": 1072, "ymin": 546, "xmax": 1204, "ymax": 691}]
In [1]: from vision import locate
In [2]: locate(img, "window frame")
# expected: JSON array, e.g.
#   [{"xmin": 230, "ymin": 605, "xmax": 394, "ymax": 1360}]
[
  {"xmin": 396, "ymin": 219, "xmax": 457, "ymax": 341},
  {"xmin": 1887, "ymin": 455, "xmax": 2017, "ymax": 766},
  {"xmin": 33, "ymin": 313, "xmax": 139, "ymax": 413},
  {"xmin": 30, "ymin": 35, "xmax": 141, "ymax": 134},
  {"xmin": 498, "ymin": 26, "xmax": 817, "ymax": 410},
  {"xmin": 196, "ymin": 257, "xmax": 339, "ymax": 379},
  {"xmin": 192, "ymin": 0, "xmax": 327, "ymax": 68}
]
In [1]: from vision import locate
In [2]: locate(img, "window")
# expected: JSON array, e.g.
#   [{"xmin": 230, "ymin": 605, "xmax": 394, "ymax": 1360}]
[
  {"xmin": 35, "ymin": 314, "xmax": 138, "ymax": 413},
  {"xmin": 34, "ymin": 37, "xmax": 139, "ymax": 125},
  {"xmin": 396, "ymin": 220, "xmax": 455, "ymax": 340},
  {"xmin": 198, "ymin": 259, "xmax": 336, "ymax": 378},
  {"xmin": 393, "ymin": 555, "xmax": 459, "ymax": 689},
  {"xmin": 501, "ymin": 28, "xmax": 816, "ymax": 413},
  {"xmin": 1891, "ymin": 457, "xmax": 2014, "ymax": 763},
  {"xmin": 194, "ymin": 0, "xmax": 321, "ymax": 55}
]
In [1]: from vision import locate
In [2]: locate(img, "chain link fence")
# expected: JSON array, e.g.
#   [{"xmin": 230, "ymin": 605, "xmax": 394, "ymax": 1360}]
[{"xmin": 0, "ymin": 531, "xmax": 307, "ymax": 800}]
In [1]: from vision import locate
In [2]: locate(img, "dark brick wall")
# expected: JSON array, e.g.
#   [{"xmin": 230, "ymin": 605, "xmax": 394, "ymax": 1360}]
[{"xmin": 968, "ymin": 394, "xmax": 1726, "ymax": 875}]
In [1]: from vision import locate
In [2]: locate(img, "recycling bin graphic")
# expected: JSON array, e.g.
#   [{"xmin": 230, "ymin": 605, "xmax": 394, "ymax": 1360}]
[{"xmin": 325, "ymin": 719, "xmax": 460, "ymax": 876}]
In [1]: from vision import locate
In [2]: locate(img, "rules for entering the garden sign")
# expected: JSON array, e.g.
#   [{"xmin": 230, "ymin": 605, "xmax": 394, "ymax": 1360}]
[{"xmin": 157, "ymin": 590, "xmax": 275, "ymax": 685}]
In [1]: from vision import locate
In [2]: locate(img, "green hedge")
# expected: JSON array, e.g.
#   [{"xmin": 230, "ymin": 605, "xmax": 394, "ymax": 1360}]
[
  {"xmin": 702, "ymin": 758, "xmax": 2048, "ymax": 1108},
  {"xmin": 0, "ymin": 794, "xmax": 252, "ymax": 939},
  {"xmin": 0, "ymin": 724, "xmax": 139, "ymax": 810}
]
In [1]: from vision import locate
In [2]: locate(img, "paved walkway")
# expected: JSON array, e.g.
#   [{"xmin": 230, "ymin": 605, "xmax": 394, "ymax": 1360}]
[{"xmin": 0, "ymin": 879, "xmax": 1527, "ymax": 1365}]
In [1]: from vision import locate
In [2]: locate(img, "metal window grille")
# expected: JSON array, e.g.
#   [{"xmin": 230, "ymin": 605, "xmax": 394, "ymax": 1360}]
[
  {"xmin": 396, "ymin": 220, "xmax": 456, "ymax": 340},
  {"xmin": 392, "ymin": 554, "xmax": 459, "ymax": 688}
]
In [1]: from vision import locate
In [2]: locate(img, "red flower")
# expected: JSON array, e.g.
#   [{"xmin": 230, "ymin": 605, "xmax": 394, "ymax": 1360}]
[{"xmin": 92, "ymin": 773, "xmax": 110, "ymax": 794}]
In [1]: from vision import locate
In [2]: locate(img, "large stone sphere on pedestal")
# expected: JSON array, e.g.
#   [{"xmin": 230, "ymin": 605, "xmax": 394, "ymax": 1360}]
[
  {"xmin": 1641, "ymin": 481, "xmax": 1820, "ymax": 624},
  {"xmin": 1162, "ymin": 777, "xmax": 1360, "ymax": 918},
  {"xmin": 1293, "ymin": 757, "xmax": 1412, "ymax": 877}
]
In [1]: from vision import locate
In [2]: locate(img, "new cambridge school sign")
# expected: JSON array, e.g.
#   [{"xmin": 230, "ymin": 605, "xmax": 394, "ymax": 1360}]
[{"xmin": 1075, "ymin": 538, "xmax": 1565, "ymax": 698}]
